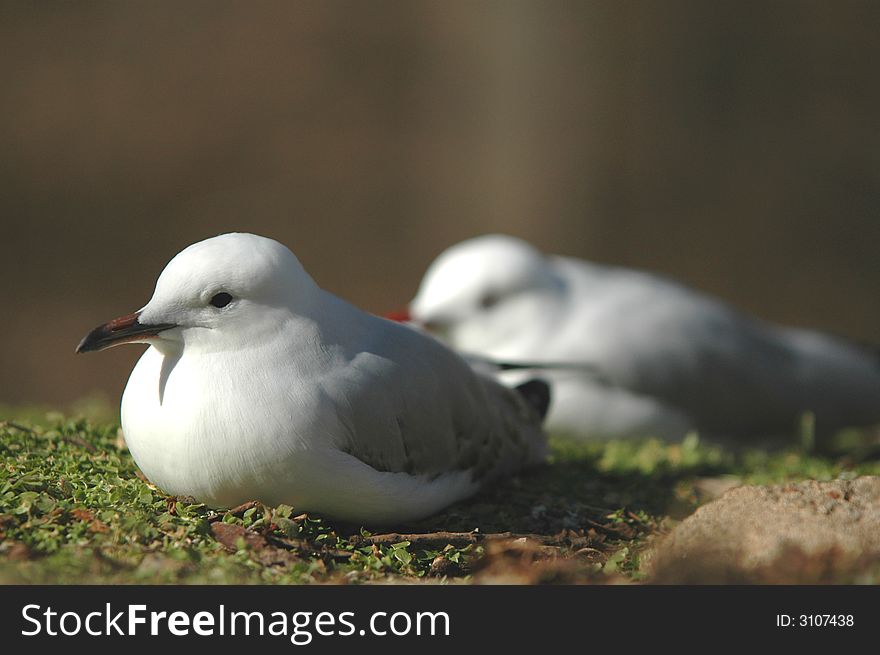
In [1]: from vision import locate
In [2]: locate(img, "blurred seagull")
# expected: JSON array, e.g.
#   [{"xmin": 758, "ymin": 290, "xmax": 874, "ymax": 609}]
[
  {"xmin": 405, "ymin": 234, "xmax": 880, "ymax": 441},
  {"xmin": 76, "ymin": 233, "xmax": 548, "ymax": 523}
]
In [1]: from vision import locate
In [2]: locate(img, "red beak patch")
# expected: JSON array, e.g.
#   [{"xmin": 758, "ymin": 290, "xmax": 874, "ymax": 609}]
[{"xmin": 384, "ymin": 309, "xmax": 411, "ymax": 323}]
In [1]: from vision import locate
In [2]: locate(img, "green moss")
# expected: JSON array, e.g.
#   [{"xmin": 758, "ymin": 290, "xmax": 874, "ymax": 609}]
[{"xmin": 1, "ymin": 412, "xmax": 878, "ymax": 584}]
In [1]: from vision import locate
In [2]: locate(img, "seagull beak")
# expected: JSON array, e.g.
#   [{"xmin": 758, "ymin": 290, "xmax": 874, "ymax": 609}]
[
  {"xmin": 393, "ymin": 311, "xmax": 450, "ymax": 336},
  {"xmin": 75, "ymin": 311, "xmax": 177, "ymax": 354},
  {"xmin": 384, "ymin": 308, "xmax": 411, "ymax": 322}
]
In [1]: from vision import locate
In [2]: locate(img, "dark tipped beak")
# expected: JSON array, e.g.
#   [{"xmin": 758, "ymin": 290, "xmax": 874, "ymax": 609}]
[
  {"xmin": 384, "ymin": 308, "xmax": 411, "ymax": 323},
  {"xmin": 75, "ymin": 312, "xmax": 176, "ymax": 354}
]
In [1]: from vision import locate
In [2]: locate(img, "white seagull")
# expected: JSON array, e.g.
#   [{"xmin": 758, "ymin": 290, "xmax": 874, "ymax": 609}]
[
  {"xmin": 406, "ymin": 234, "xmax": 880, "ymax": 441},
  {"xmin": 76, "ymin": 233, "xmax": 548, "ymax": 524}
]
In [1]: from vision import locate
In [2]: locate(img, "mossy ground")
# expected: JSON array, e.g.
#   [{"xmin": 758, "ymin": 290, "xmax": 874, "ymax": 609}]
[{"xmin": 2, "ymin": 408, "xmax": 879, "ymax": 584}]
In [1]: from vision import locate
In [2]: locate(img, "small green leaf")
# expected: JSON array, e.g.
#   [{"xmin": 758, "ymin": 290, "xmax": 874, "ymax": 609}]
[
  {"xmin": 274, "ymin": 516, "xmax": 301, "ymax": 539},
  {"xmin": 274, "ymin": 504, "xmax": 294, "ymax": 519},
  {"xmin": 392, "ymin": 549, "xmax": 412, "ymax": 565}
]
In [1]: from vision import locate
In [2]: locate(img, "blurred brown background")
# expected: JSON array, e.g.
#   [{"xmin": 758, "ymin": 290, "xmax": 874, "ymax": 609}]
[{"xmin": 2, "ymin": 1, "xmax": 879, "ymax": 409}]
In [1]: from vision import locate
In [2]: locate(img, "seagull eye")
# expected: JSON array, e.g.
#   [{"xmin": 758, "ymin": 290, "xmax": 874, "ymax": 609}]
[
  {"xmin": 480, "ymin": 293, "xmax": 501, "ymax": 310},
  {"xmin": 209, "ymin": 292, "xmax": 233, "ymax": 308}
]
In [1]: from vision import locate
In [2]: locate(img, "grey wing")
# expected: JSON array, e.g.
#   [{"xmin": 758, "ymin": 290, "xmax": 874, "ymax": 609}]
[
  {"xmin": 324, "ymin": 319, "xmax": 547, "ymax": 478},
  {"xmin": 581, "ymin": 273, "xmax": 880, "ymax": 435}
]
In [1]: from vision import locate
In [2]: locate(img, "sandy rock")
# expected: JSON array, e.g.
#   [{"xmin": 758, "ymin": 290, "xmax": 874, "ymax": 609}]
[{"xmin": 649, "ymin": 476, "xmax": 880, "ymax": 583}]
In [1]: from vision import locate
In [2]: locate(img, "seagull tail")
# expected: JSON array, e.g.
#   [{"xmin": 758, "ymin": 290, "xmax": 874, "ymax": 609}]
[{"xmin": 514, "ymin": 379, "xmax": 551, "ymax": 421}]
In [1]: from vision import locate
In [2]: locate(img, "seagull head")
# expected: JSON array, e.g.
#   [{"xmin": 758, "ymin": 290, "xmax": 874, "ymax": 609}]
[
  {"xmin": 76, "ymin": 233, "xmax": 317, "ymax": 355},
  {"xmin": 408, "ymin": 234, "xmax": 559, "ymax": 346}
]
